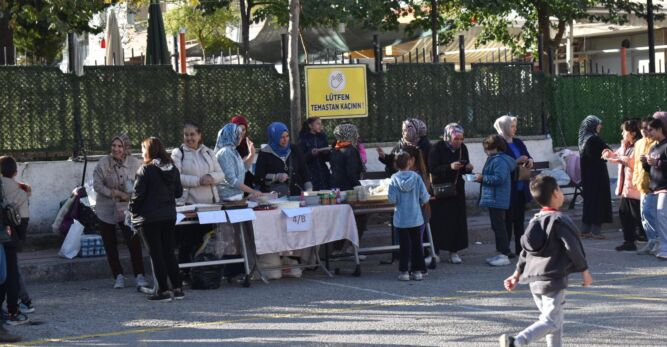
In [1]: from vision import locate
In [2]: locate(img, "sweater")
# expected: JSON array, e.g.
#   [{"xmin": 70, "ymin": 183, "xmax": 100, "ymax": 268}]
[
  {"xmin": 388, "ymin": 170, "xmax": 430, "ymax": 228},
  {"xmin": 129, "ymin": 161, "xmax": 183, "ymax": 226},
  {"xmin": 643, "ymin": 138, "xmax": 667, "ymax": 192},
  {"xmin": 298, "ymin": 132, "xmax": 331, "ymax": 190},
  {"xmin": 632, "ymin": 137, "xmax": 656, "ymax": 194},
  {"xmin": 330, "ymin": 145, "xmax": 363, "ymax": 191},
  {"xmin": 479, "ymin": 153, "xmax": 516, "ymax": 210},
  {"xmin": 516, "ymin": 210, "xmax": 588, "ymax": 294}
]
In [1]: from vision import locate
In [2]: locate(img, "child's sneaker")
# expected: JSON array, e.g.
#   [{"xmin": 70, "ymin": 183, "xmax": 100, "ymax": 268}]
[
  {"xmin": 449, "ymin": 253, "xmax": 462, "ymax": 264},
  {"xmin": 498, "ymin": 334, "xmax": 516, "ymax": 347},
  {"xmin": 6, "ymin": 312, "xmax": 29, "ymax": 326},
  {"xmin": 397, "ymin": 272, "xmax": 410, "ymax": 281},
  {"xmin": 135, "ymin": 274, "xmax": 149, "ymax": 288},
  {"xmin": 113, "ymin": 274, "xmax": 125, "ymax": 289},
  {"xmin": 18, "ymin": 301, "xmax": 34, "ymax": 314},
  {"xmin": 411, "ymin": 272, "xmax": 423, "ymax": 281},
  {"xmin": 488, "ymin": 254, "xmax": 511, "ymax": 267}
]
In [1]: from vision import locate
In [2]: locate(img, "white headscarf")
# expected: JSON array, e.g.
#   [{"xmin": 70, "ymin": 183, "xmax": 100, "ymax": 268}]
[{"xmin": 494, "ymin": 115, "xmax": 517, "ymax": 143}]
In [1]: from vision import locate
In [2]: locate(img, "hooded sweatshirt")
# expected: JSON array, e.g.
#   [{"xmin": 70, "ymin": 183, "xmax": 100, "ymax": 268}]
[
  {"xmin": 516, "ymin": 210, "xmax": 588, "ymax": 294},
  {"xmin": 388, "ymin": 170, "xmax": 430, "ymax": 228},
  {"xmin": 479, "ymin": 152, "xmax": 516, "ymax": 210},
  {"xmin": 129, "ymin": 159, "xmax": 183, "ymax": 226}
]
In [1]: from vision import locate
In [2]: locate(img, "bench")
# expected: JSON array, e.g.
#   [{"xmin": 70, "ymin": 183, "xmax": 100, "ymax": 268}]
[{"xmin": 532, "ymin": 161, "xmax": 582, "ymax": 210}]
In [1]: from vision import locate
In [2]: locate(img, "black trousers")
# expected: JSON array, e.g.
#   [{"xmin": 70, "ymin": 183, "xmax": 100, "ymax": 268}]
[
  {"xmin": 490, "ymin": 208, "xmax": 511, "ymax": 255},
  {"xmin": 0, "ymin": 244, "xmax": 19, "ymax": 314},
  {"xmin": 398, "ymin": 227, "xmax": 426, "ymax": 273},
  {"xmin": 99, "ymin": 221, "xmax": 145, "ymax": 278},
  {"xmin": 619, "ymin": 197, "xmax": 643, "ymax": 243},
  {"xmin": 506, "ymin": 190, "xmax": 527, "ymax": 255},
  {"xmin": 140, "ymin": 220, "xmax": 181, "ymax": 293}
]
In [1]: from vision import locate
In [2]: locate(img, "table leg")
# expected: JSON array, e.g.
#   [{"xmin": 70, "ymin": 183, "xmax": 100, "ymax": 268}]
[
  {"xmin": 237, "ymin": 223, "xmax": 252, "ymax": 287},
  {"xmin": 313, "ymin": 246, "xmax": 333, "ymax": 278}
]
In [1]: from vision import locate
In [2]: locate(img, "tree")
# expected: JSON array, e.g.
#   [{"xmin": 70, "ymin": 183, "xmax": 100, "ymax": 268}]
[
  {"xmin": 164, "ymin": 2, "xmax": 237, "ymax": 59},
  {"xmin": 288, "ymin": 0, "xmax": 301, "ymax": 140}
]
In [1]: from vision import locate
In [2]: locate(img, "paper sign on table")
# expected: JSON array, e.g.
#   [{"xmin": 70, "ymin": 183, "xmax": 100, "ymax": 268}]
[
  {"xmin": 196, "ymin": 211, "xmax": 228, "ymax": 224},
  {"xmin": 282, "ymin": 207, "xmax": 312, "ymax": 232},
  {"xmin": 226, "ymin": 208, "xmax": 257, "ymax": 223},
  {"xmin": 176, "ymin": 213, "xmax": 186, "ymax": 225}
]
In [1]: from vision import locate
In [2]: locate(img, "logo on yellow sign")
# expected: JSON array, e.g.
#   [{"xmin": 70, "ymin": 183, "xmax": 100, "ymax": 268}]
[{"xmin": 305, "ymin": 65, "xmax": 368, "ymax": 119}]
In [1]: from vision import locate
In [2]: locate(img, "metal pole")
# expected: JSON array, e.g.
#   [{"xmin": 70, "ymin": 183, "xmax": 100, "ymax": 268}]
[
  {"xmin": 173, "ymin": 34, "xmax": 179, "ymax": 72},
  {"xmin": 179, "ymin": 29, "xmax": 187, "ymax": 73},
  {"xmin": 281, "ymin": 33, "xmax": 288, "ymax": 71},
  {"xmin": 373, "ymin": 34, "xmax": 382, "ymax": 72},
  {"xmin": 537, "ymin": 33, "xmax": 544, "ymax": 72},
  {"xmin": 647, "ymin": 0, "xmax": 656, "ymax": 73},
  {"xmin": 458, "ymin": 35, "xmax": 465, "ymax": 71},
  {"xmin": 67, "ymin": 33, "xmax": 76, "ymax": 73}
]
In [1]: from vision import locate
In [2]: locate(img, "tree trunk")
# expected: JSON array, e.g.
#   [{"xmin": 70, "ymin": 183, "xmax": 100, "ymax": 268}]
[
  {"xmin": 536, "ymin": 5, "xmax": 566, "ymax": 74},
  {"xmin": 0, "ymin": 13, "xmax": 15, "ymax": 65},
  {"xmin": 430, "ymin": 0, "xmax": 439, "ymax": 63},
  {"xmin": 288, "ymin": 0, "xmax": 301, "ymax": 141},
  {"xmin": 240, "ymin": 0, "xmax": 251, "ymax": 64}
]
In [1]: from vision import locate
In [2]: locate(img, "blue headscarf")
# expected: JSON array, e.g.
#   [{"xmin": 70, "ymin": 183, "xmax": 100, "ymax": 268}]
[
  {"xmin": 214, "ymin": 123, "xmax": 243, "ymax": 153},
  {"xmin": 267, "ymin": 122, "xmax": 291, "ymax": 157}
]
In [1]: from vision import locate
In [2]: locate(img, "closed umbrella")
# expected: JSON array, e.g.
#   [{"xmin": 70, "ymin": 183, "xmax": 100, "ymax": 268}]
[
  {"xmin": 105, "ymin": 9, "xmax": 124, "ymax": 65},
  {"xmin": 145, "ymin": 0, "xmax": 170, "ymax": 65}
]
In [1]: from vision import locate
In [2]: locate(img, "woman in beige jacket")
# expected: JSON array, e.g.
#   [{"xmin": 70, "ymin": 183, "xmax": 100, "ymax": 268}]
[
  {"xmin": 171, "ymin": 123, "xmax": 224, "ymax": 278},
  {"xmin": 93, "ymin": 134, "xmax": 147, "ymax": 289}
]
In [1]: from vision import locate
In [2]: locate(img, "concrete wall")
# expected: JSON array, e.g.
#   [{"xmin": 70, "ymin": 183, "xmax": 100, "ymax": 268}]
[{"xmin": 20, "ymin": 135, "xmax": 619, "ymax": 234}]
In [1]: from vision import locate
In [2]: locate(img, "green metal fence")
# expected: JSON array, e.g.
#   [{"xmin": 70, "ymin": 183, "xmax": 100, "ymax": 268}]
[{"xmin": 1, "ymin": 63, "xmax": 665, "ymax": 158}]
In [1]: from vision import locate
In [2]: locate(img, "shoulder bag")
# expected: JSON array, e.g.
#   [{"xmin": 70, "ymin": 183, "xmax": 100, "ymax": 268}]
[{"xmin": 432, "ymin": 149, "xmax": 461, "ymax": 199}]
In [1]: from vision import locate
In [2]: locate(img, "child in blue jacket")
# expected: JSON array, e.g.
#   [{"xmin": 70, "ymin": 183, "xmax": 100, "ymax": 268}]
[
  {"xmin": 476, "ymin": 135, "xmax": 516, "ymax": 267},
  {"xmin": 388, "ymin": 151, "xmax": 431, "ymax": 281}
]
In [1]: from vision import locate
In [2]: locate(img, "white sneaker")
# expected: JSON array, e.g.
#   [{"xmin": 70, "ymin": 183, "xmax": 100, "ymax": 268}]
[
  {"xmin": 486, "ymin": 254, "xmax": 499, "ymax": 263},
  {"xmin": 651, "ymin": 242, "xmax": 661, "ymax": 255},
  {"xmin": 656, "ymin": 251, "xmax": 667, "ymax": 260},
  {"xmin": 488, "ymin": 254, "xmax": 511, "ymax": 267},
  {"xmin": 637, "ymin": 241, "xmax": 655, "ymax": 255},
  {"xmin": 113, "ymin": 274, "xmax": 125, "ymax": 289},
  {"xmin": 449, "ymin": 253, "xmax": 462, "ymax": 264},
  {"xmin": 135, "ymin": 274, "xmax": 149, "ymax": 288},
  {"xmin": 424, "ymin": 256, "xmax": 433, "ymax": 264},
  {"xmin": 398, "ymin": 272, "xmax": 410, "ymax": 281},
  {"xmin": 411, "ymin": 272, "xmax": 423, "ymax": 281}
]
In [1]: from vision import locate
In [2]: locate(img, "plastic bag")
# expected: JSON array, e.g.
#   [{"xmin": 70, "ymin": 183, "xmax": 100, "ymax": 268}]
[
  {"xmin": 541, "ymin": 169, "xmax": 572, "ymax": 186},
  {"xmin": 84, "ymin": 179, "xmax": 96, "ymax": 207},
  {"xmin": 58, "ymin": 220, "xmax": 84, "ymax": 259},
  {"xmin": 190, "ymin": 230, "xmax": 225, "ymax": 290}
]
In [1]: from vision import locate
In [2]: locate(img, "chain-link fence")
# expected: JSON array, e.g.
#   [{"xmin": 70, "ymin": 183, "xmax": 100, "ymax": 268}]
[{"xmin": 2, "ymin": 63, "xmax": 665, "ymax": 158}]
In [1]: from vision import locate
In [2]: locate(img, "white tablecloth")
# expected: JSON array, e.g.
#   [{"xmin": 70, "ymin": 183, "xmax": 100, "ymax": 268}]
[{"xmin": 252, "ymin": 204, "xmax": 359, "ymax": 255}]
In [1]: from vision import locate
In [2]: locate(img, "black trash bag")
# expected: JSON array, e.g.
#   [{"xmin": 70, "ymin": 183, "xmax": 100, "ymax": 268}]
[{"xmin": 190, "ymin": 230, "xmax": 224, "ymax": 290}]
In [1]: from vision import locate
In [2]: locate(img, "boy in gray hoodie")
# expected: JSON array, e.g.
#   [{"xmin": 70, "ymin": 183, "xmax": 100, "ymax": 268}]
[
  {"xmin": 500, "ymin": 175, "xmax": 592, "ymax": 347},
  {"xmin": 388, "ymin": 151, "xmax": 431, "ymax": 281}
]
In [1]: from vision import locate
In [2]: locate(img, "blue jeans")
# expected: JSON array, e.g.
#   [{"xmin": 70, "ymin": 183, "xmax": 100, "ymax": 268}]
[
  {"xmin": 657, "ymin": 193, "xmax": 667, "ymax": 253},
  {"xmin": 641, "ymin": 193, "xmax": 658, "ymax": 242}
]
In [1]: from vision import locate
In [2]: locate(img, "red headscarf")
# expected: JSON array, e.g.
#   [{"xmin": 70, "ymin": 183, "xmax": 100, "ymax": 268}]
[{"xmin": 231, "ymin": 115, "xmax": 250, "ymax": 156}]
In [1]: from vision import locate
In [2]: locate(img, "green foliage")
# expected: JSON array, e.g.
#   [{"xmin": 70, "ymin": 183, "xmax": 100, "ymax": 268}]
[{"xmin": 164, "ymin": 2, "xmax": 238, "ymax": 57}]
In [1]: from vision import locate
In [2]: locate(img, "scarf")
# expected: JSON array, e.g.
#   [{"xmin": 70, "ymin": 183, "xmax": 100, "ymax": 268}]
[
  {"xmin": 578, "ymin": 115, "xmax": 602, "ymax": 152},
  {"xmin": 111, "ymin": 133, "xmax": 132, "ymax": 166},
  {"xmin": 214, "ymin": 123, "xmax": 242, "ymax": 154},
  {"xmin": 231, "ymin": 115, "xmax": 250, "ymax": 154},
  {"xmin": 333, "ymin": 123, "xmax": 359, "ymax": 144},
  {"xmin": 412, "ymin": 118, "xmax": 427, "ymax": 137},
  {"xmin": 267, "ymin": 122, "xmax": 291, "ymax": 158},
  {"xmin": 443, "ymin": 123, "xmax": 464, "ymax": 150},
  {"xmin": 494, "ymin": 115, "xmax": 516, "ymax": 143},
  {"xmin": 402, "ymin": 119, "xmax": 419, "ymax": 146}
]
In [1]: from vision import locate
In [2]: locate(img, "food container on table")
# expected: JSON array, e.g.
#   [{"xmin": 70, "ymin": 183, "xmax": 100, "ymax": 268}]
[
  {"xmin": 345, "ymin": 190, "xmax": 357, "ymax": 202},
  {"xmin": 464, "ymin": 174, "xmax": 477, "ymax": 182},
  {"xmin": 339, "ymin": 191, "xmax": 348, "ymax": 203},
  {"xmin": 304, "ymin": 195, "xmax": 320, "ymax": 206}
]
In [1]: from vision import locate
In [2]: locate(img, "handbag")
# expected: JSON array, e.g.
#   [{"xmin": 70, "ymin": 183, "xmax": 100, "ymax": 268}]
[
  {"xmin": 516, "ymin": 163, "xmax": 532, "ymax": 181},
  {"xmin": 432, "ymin": 149, "xmax": 461, "ymax": 199}
]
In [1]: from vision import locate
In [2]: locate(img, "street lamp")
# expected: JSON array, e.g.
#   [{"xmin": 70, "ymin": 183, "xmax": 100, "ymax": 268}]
[{"xmin": 647, "ymin": 0, "xmax": 656, "ymax": 73}]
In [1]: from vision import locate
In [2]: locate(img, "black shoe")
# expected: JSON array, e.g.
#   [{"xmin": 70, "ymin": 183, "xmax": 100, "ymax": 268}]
[
  {"xmin": 148, "ymin": 292, "xmax": 172, "ymax": 302},
  {"xmin": 5, "ymin": 312, "xmax": 28, "ymax": 326},
  {"xmin": 173, "ymin": 288, "xmax": 185, "ymax": 300},
  {"xmin": 506, "ymin": 253, "xmax": 517, "ymax": 259},
  {"xmin": 498, "ymin": 334, "xmax": 515, "ymax": 347},
  {"xmin": 615, "ymin": 243, "xmax": 637, "ymax": 251}
]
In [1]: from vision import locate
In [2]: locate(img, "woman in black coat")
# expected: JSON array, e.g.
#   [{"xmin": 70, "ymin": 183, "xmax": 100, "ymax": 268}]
[
  {"xmin": 298, "ymin": 117, "xmax": 331, "ymax": 191},
  {"xmin": 494, "ymin": 115, "xmax": 534, "ymax": 255},
  {"xmin": 428, "ymin": 123, "xmax": 473, "ymax": 264},
  {"xmin": 330, "ymin": 124, "xmax": 363, "ymax": 191},
  {"xmin": 130, "ymin": 137, "xmax": 184, "ymax": 302},
  {"xmin": 255, "ymin": 122, "xmax": 312, "ymax": 196},
  {"xmin": 578, "ymin": 115, "xmax": 613, "ymax": 239},
  {"xmin": 377, "ymin": 118, "xmax": 431, "ymax": 176}
]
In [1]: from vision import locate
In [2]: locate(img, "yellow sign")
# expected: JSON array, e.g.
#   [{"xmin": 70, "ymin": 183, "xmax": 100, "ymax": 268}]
[{"xmin": 305, "ymin": 65, "xmax": 368, "ymax": 119}]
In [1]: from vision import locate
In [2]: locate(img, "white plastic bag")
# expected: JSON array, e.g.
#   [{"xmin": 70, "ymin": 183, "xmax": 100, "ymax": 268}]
[
  {"xmin": 58, "ymin": 220, "xmax": 84, "ymax": 259},
  {"xmin": 542, "ymin": 169, "xmax": 572, "ymax": 186}
]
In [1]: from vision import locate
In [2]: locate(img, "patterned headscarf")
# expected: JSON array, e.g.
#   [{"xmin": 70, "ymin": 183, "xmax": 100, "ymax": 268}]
[
  {"xmin": 578, "ymin": 115, "xmax": 602, "ymax": 152},
  {"xmin": 443, "ymin": 123, "xmax": 464, "ymax": 143},
  {"xmin": 494, "ymin": 115, "xmax": 517, "ymax": 142},
  {"xmin": 653, "ymin": 111, "xmax": 667, "ymax": 122},
  {"xmin": 267, "ymin": 122, "xmax": 291, "ymax": 157},
  {"xmin": 111, "ymin": 133, "xmax": 132, "ymax": 159},
  {"xmin": 412, "ymin": 118, "xmax": 427, "ymax": 137},
  {"xmin": 214, "ymin": 123, "xmax": 243, "ymax": 153},
  {"xmin": 402, "ymin": 119, "xmax": 419, "ymax": 146},
  {"xmin": 333, "ymin": 123, "xmax": 359, "ymax": 143}
]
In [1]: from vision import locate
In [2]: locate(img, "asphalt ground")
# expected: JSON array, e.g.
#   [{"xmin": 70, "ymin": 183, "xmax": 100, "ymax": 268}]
[{"xmin": 5, "ymin": 229, "xmax": 667, "ymax": 347}]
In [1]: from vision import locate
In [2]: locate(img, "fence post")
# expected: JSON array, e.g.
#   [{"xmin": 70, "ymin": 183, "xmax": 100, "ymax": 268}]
[
  {"xmin": 67, "ymin": 33, "xmax": 76, "ymax": 73},
  {"xmin": 173, "ymin": 34, "xmax": 179, "ymax": 71},
  {"xmin": 547, "ymin": 47, "xmax": 554, "ymax": 74},
  {"xmin": 373, "ymin": 34, "xmax": 382, "ymax": 72},
  {"xmin": 281, "ymin": 33, "xmax": 288, "ymax": 72},
  {"xmin": 537, "ymin": 34, "xmax": 544, "ymax": 72},
  {"xmin": 458, "ymin": 35, "xmax": 465, "ymax": 72}
]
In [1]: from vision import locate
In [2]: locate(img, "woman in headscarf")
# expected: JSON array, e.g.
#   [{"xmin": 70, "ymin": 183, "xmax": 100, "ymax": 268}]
[
  {"xmin": 377, "ymin": 118, "xmax": 431, "ymax": 176},
  {"xmin": 254, "ymin": 122, "xmax": 312, "ymax": 196},
  {"xmin": 428, "ymin": 123, "xmax": 474, "ymax": 264},
  {"xmin": 330, "ymin": 124, "xmax": 363, "ymax": 191},
  {"xmin": 215, "ymin": 123, "xmax": 262, "ymax": 200},
  {"xmin": 298, "ymin": 117, "xmax": 331, "ymax": 190},
  {"xmin": 93, "ymin": 134, "xmax": 147, "ymax": 289},
  {"xmin": 494, "ymin": 115, "xmax": 533, "ymax": 256},
  {"xmin": 578, "ymin": 115, "xmax": 613, "ymax": 239},
  {"xmin": 230, "ymin": 115, "xmax": 256, "ymax": 189}
]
